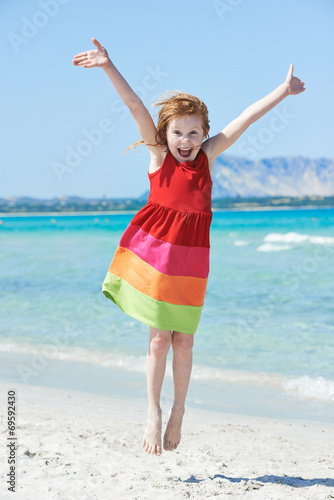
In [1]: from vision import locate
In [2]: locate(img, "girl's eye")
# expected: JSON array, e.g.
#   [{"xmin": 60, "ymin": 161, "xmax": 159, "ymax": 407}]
[{"xmin": 190, "ymin": 131, "xmax": 198, "ymax": 135}]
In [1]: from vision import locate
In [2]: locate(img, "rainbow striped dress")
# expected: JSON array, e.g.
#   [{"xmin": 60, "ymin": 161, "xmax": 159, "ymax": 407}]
[{"xmin": 102, "ymin": 149, "xmax": 213, "ymax": 334}]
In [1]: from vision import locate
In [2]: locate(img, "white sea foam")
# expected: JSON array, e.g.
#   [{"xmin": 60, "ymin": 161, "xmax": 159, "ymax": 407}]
[
  {"xmin": 283, "ymin": 375, "xmax": 334, "ymax": 402},
  {"xmin": 0, "ymin": 341, "xmax": 147, "ymax": 371},
  {"xmin": 233, "ymin": 240, "xmax": 250, "ymax": 246},
  {"xmin": 0, "ymin": 341, "xmax": 279, "ymax": 383},
  {"xmin": 2, "ymin": 342, "xmax": 334, "ymax": 403},
  {"xmin": 258, "ymin": 231, "xmax": 334, "ymax": 252},
  {"xmin": 191, "ymin": 366, "xmax": 282, "ymax": 386},
  {"xmin": 265, "ymin": 232, "xmax": 309, "ymax": 243},
  {"xmin": 0, "ymin": 341, "xmax": 285, "ymax": 388},
  {"xmin": 264, "ymin": 232, "xmax": 334, "ymax": 245},
  {"xmin": 257, "ymin": 243, "xmax": 292, "ymax": 252},
  {"xmin": 308, "ymin": 235, "xmax": 334, "ymax": 245}
]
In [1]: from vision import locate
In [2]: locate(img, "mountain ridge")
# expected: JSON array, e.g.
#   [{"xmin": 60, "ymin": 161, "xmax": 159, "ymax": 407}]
[
  {"xmin": 1, "ymin": 154, "xmax": 334, "ymax": 213},
  {"xmin": 212, "ymin": 154, "xmax": 334, "ymax": 199}
]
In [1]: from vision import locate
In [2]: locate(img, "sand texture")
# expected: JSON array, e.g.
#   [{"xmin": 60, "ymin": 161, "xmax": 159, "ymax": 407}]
[{"xmin": 1, "ymin": 382, "xmax": 334, "ymax": 500}]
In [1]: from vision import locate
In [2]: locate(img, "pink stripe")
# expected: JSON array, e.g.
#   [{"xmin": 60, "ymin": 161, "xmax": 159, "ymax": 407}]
[{"xmin": 119, "ymin": 224, "xmax": 209, "ymax": 278}]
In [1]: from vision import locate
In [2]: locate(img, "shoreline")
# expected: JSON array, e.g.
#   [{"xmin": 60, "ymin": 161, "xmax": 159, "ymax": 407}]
[
  {"xmin": 1, "ymin": 349, "xmax": 333, "ymax": 425},
  {"xmin": 1, "ymin": 205, "xmax": 334, "ymax": 217},
  {"xmin": 2, "ymin": 379, "xmax": 334, "ymax": 499}
]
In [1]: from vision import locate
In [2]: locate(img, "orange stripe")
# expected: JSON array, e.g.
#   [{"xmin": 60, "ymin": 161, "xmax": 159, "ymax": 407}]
[{"xmin": 109, "ymin": 247, "xmax": 207, "ymax": 306}]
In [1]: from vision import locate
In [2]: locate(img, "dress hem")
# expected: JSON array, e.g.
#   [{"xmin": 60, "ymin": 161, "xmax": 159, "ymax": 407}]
[{"xmin": 102, "ymin": 288, "xmax": 198, "ymax": 335}]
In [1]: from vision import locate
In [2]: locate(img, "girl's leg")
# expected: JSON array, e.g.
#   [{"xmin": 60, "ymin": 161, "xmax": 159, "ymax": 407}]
[
  {"xmin": 164, "ymin": 331, "xmax": 194, "ymax": 451},
  {"xmin": 143, "ymin": 327, "xmax": 172, "ymax": 455}
]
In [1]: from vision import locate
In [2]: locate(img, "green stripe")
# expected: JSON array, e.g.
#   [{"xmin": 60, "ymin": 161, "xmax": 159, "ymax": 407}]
[{"xmin": 102, "ymin": 272, "xmax": 202, "ymax": 334}]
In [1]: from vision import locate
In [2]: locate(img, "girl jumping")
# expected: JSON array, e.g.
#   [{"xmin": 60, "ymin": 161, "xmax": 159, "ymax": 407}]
[{"xmin": 73, "ymin": 38, "xmax": 305, "ymax": 456}]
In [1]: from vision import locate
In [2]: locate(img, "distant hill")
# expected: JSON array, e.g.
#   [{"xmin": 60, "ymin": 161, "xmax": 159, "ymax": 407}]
[
  {"xmin": 1, "ymin": 194, "xmax": 333, "ymax": 214},
  {"xmin": 0, "ymin": 196, "xmax": 144, "ymax": 213},
  {"xmin": 212, "ymin": 155, "xmax": 334, "ymax": 198},
  {"xmin": 1, "ymin": 155, "xmax": 334, "ymax": 213},
  {"xmin": 140, "ymin": 154, "xmax": 334, "ymax": 201}
]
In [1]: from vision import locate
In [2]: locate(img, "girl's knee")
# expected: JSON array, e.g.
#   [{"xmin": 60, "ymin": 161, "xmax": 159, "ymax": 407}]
[
  {"xmin": 172, "ymin": 332, "xmax": 194, "ymax": 353},
  {"xmin": 149, "ymin": 333, "xmax": 172, "ymax": 356}
]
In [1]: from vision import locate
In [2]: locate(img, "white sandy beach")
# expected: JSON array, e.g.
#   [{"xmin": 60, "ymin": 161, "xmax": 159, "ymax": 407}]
[{"xmin": 1, "ymin": 381, "xmax": 334, "ymax": 500}]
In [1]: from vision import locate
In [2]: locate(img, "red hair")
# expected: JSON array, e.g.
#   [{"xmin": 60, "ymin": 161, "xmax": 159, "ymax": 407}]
[{"xmin": 128, "ymin": 91, "xmax": 210, "ymax": 151}]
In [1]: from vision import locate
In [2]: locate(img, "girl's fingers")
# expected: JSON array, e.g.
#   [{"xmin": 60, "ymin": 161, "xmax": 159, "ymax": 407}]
[
  {"xmin": 72, "ymin": 40, "xmax": 106, "ymax": 67},
  {"xmin": 91, "ymin": 38, "xmax": 102, "ymax": 50},
  {"xmin": 72, "ymin": 56, "xmax": 88, "ymax": 63},
  {"xmin": 73, "ymin": 55, "xmax": 89, "ymax": 62},
  {"xmin": 73, "ymin": 59, "xmax": 89, "ymax": 66},
  {"xmin": 286, "ymin": 62, "xmax": 294, "ymax": 81},
  {"xmin": 73, "ymin": 51, "xmax": 88, "ymax": 59}
]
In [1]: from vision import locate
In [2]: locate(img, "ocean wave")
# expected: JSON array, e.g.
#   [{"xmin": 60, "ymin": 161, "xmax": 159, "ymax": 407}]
[
  {"xmin": 0, "ymin": 341, "xmax": 280, "ymax": 382},
  {"xmin": 264, "ymin": 232, "xmax": 334, "ymax": 245},
  {"xmin": 2, "ymin": 341, "xmax": 334, "ymax": 403},
  {"xmin": 283, "ymin": 376, "xmax": 334, "ymax": 402},
  {"xmin": 0, "ymin": 341, "xmax": 279, "ymax": 384},
  {"xmin": 0, "ymin": 341, "xmax": 147, "ymax": 371},
  {"xmin": 191, "ymin": 366, "xmax": 282, "ymax": 386},
  {"xmin": 257, "ymin": 243, "xmax": 292, "ymax": 252},
  {"xmin": 233, "ymin": 240, "xmax": 250, "ymax": 246}
]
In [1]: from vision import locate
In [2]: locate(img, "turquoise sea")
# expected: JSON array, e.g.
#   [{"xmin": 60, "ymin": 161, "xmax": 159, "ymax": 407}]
[{"xmin": 1, "ymin": 208, "xmax": 334, "ymax": 422}]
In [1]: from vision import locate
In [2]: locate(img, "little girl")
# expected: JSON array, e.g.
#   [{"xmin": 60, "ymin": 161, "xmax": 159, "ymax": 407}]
[{"xmin": 73, "ymin": 39, "xmax": 305, "ymax": 456}]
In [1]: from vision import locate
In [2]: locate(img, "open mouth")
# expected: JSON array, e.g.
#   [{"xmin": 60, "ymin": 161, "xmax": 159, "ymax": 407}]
[{"xmin": 178, "ymin": 148, "xmax": 192, "ymax": 159}]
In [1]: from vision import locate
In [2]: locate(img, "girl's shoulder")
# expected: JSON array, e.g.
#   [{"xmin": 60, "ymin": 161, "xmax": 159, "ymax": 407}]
[
  {"xmin": 200, "ymin": 142, "xmax": 215, "ymax": 177},
  {"xmin": 148, "ymin": 150, "xmax": 169, "ymax": 176}
]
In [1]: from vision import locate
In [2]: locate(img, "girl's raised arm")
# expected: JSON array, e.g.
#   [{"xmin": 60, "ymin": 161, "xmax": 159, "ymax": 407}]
[
  {"xmin": 202, "ymin": 64, "xmax": 305, "ymax": 167},
  {"xmin": 72, "ymin": 39, "xmax": 159, "ymax": 157}
]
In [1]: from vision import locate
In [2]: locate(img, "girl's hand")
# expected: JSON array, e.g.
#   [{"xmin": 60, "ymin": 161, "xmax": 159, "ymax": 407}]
[
  {"xmin": 285, "ymin": 63, "xmax": 306, "ymax": 95},
  {"xmin": 72, "ymin": 38, "xmax": 110, "ymax": 69}
]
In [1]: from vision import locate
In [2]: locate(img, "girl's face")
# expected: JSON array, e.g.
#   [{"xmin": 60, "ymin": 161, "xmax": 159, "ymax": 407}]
[{"xmin": 166, "ymin": 115, "xmax": 205, "ymax": 162}]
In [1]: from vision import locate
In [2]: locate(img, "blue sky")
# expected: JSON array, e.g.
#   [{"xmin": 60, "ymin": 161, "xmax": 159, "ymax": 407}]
[{"xmin": 2, "ymin": 0, "xmax": 334, "ymax": 199}]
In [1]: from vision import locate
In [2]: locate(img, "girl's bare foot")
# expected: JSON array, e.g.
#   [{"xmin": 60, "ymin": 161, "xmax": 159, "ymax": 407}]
[
  {"xmin": 143, "ymin": 407, "xmax": 162, "ymax": 456},
  {"xmin": 163, "ymin": 406, "xmax": 185, "ymax": 451}
]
